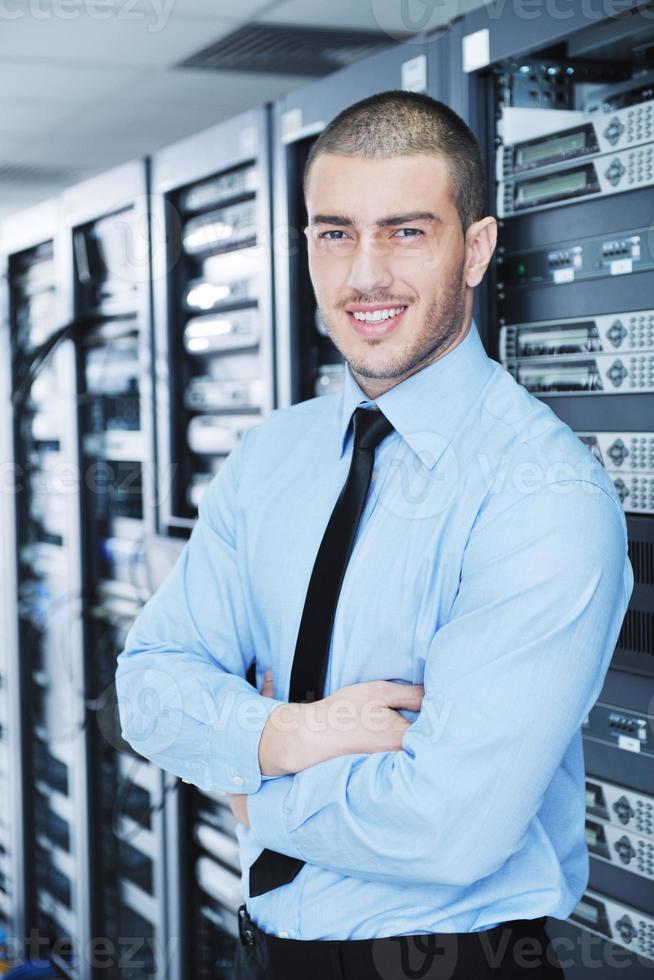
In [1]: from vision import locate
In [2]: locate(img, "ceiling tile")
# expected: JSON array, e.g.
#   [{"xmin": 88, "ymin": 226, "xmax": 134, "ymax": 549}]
[
  {"xmin": 11, "ymin": 132, "xmax": 158, "ymax": 169},
  {"xmin": 68, "ymin": 99, "xmax": 231, "ymax": 139},
  {"xmin": 0, "ymin": 11, "xmax": 238, "ymax": 67},
  {"xmin": 129, "ymin": 0, "xmax": 280, "ymax": 18},
  {"xmin": 0, "ymin": 62, "xmax": 145, "ymax": 104},
  {"xmin": 0, "ymin": 101, "xmax": 77, "ymax": 134},
  {"xmin": 0, "ymin": 134, "xmax": 30, "ymax": 158},
  {"xmin": 109, "ymin": 67, "xmax": 308, "ymax": 106},
  {"xmin": 259, "ymin": 0, "xmax": 489, "ymax": 37},
  {"xmin": 258, "ymin": 0, "xmax": 426, "ymax": 33},
  {"xmin": 161, "ymin": 0, "xmax": 282, "ymax": 17},
  {"xmin": 9, "ymin": 0, "xmax": 279, "ymax": 20}
]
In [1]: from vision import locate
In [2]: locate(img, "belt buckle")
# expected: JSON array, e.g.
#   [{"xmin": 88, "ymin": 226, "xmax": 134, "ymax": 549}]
[{"xmin": 238, "ymin": 903, "xmax": 256, "ymax": 947}]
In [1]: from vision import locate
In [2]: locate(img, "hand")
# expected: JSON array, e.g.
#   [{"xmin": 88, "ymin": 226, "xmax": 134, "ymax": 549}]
[
  {"xmin": 226, "ymin": 669, "xmax": 275, "ymax": 828},
  {"xmin": 259, "ymin": 677, "xmax": 424, "ymax": 776}
]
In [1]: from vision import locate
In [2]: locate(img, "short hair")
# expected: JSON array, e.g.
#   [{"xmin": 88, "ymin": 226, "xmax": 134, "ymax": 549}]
[{"xmin": 303, "ymin": 90, "xmax": 486, "ymax": 234}]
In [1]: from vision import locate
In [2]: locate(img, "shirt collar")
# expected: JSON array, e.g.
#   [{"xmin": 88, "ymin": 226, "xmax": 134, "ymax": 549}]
[{"xmin": 337, "ymin": 317, "xmax": 495, "ymax": 470}]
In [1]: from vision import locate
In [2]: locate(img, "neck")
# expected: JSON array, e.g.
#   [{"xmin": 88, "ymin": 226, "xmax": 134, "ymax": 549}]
[{"xmin": 351, "ymin": 315, "xmax": 473, "ymax": 400}]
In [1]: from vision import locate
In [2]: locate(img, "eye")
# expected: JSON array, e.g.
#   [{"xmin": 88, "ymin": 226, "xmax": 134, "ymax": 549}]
[
  {"xmin": 319, "ymin": 230, "xmax": 350, "ymax": 240},
  {"xmin": 394, "ymin": 228, "xmax": 423, "ymax": 239}
]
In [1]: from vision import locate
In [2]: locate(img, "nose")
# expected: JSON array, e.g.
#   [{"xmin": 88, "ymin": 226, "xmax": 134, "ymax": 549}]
[{"xmin": 346, "ymin": 238, "xmax": 393, "ymax": 295}]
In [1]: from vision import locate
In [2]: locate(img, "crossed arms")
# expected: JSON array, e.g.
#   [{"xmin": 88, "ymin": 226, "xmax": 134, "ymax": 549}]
[{"xmin": 116, "ymin": 430, "xmax": 632, "ymax": 889}]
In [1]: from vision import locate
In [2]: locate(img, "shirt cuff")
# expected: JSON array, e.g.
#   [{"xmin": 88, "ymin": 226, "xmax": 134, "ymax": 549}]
[
  {"xmin": 247, "ymin": 773, "xmax": 305, "ymax": 860},
  {"xmin": 213, "ymin": 686, "xmax": 287, "ymax": 794}
]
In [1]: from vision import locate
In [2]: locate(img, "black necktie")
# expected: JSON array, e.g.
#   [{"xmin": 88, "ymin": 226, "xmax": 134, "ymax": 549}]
[{"xmin": 248, "ymin": 406, "xmax": 395, "ymax": 898}]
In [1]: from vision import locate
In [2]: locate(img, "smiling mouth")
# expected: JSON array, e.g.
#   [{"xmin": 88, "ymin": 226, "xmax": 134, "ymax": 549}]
[
  {"xmin": 349, "ymin": 305, "xmax": 408, "ymax": 323},
  {"xmin": 346, "ymin": 305, "xmax": 409, "ymax": 336}
]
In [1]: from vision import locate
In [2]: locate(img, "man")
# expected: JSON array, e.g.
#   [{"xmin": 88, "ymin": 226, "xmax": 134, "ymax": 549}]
[{"xmin": 116, "ymin": 91, "xmax": 633, "ymax": 979}]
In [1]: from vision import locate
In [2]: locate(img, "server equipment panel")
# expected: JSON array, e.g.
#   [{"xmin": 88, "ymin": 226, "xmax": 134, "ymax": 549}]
[
  {"xmin": 570, "ymin": 888, "xmax": 654, "ymax": 963},
  {"xmin": 497, "ymin": 97, "xmax": 654, "ymax": 178},
  {"xmin": 490, "ymin": 44, "xmax": 654, "ymax": 689},
  {"xmin": 448, "ymin": 1, "xmax": 653, "ymax": 973},
  {"xmin": 151, "ymin": 109, "xmax": 274, "ymax": 532}
]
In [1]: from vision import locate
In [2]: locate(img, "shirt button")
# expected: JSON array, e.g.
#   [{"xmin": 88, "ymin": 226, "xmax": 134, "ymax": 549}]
[
  {"xmin": 278, "ymin": 930, "xmax": 289, "ymax": 938},
  {"xmin": 231, "ymin": 775, "xmax": 244, "ymax": 786}
]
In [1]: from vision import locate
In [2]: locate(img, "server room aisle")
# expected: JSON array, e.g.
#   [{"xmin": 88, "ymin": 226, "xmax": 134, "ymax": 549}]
[{"xmin": 0, "ymin": 1, "xmax": 652, "ymax": 978}]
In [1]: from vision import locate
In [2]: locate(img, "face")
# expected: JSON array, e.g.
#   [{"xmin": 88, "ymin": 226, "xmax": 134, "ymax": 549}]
[{"xmin": 304, "ymin": 153, "xmax": 497, "ymax": 398}]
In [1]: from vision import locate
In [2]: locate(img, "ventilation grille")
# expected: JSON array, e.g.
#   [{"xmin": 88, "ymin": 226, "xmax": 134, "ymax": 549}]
[
  {"xmin": 628, "ymin": 536, "xmax": 654, "ymax": 586},
  {"xmin": 178, "ymin": 23, "xmax": 398, "ymax": 78},
  {"xmin": 617, "ymin": 609, "xmax": 653, "ymax": 658}
]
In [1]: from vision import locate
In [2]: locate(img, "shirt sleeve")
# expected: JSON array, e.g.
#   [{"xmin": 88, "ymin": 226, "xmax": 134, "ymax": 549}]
[
  {"xmin": 114, "ymin": 428, "xmax": 287, "ymax": 795},
  {"xmin": 246, "ymin": 479, "xmax": 634, "ymax": 887}
]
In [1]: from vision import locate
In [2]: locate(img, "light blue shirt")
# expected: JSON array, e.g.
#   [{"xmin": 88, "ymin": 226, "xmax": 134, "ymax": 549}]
[{"xmin": 115, "ymin": 318, "xmax": 633, "ymax": 940}]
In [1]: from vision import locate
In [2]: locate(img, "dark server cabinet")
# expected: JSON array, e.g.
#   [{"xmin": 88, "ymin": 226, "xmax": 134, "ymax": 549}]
[
  {"xmin": 271, "ymin": 35, "xmax": 448, "ymax": 408},
  {"xmin": 60, "ymin": 162, "xmax": 175, "ymax": 980},
  {"xmin": 447, "ymin": 1, "xmax": 654, "ymax": 974},
  {"xmin": 149, "ymin": 107, "xmax": 276, "ymax": 979},
  {"xmin": 1, "ymin": 200, "xmax": 91, "ymax": 975}
]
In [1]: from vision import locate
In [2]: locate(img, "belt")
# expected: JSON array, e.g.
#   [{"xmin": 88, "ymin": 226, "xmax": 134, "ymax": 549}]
[{"xmin": 237, "ymin": 903, "xmax": 551, "ymax": 979}]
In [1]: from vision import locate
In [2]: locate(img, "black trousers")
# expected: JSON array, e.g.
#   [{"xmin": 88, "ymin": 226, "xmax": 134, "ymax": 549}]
[{"xmin": 233, "ymin": 903, "xmax": 567, "ymax": 980}]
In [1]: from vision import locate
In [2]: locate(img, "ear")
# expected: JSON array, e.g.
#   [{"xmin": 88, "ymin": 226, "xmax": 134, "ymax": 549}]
[{"xmin": 463, "ymin": 216, "xmax": 497, "ymax": 288}]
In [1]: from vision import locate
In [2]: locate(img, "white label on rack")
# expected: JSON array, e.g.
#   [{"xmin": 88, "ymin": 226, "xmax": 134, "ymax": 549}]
[
  {"xmin": 553, "ymin": 268, "xmax": 575, "ymax": 284},
  {"xmin": 618, "ymin": 735, "xmax": 641, "ymax": 753},
  {"xmin": 281, "ymin": 108, "xmax": 302, "ymax": 144},
  {"xmin": 239, "ymin": 126, "xmax": 257, "ymax": 157},
  {"xmin": 463, "ymin": 28, "xmax": 489, "ymax": 73},
  {"xmin": 610, "ymin": 258, "xmax": 633, "ymax": 276},
  {"xmin": 402, "ymin": 55, "xmax": 427, "ymax": 93}
]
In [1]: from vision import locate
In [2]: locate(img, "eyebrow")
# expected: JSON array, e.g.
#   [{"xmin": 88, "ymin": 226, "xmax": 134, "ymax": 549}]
[{"xmin": 310, "ymin": 211, "xmax": 443, "ymax": 228}]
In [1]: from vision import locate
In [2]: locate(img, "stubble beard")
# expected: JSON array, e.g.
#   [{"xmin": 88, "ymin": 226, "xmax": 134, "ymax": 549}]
[{"xmin": 317, "ymin": 261, "xmax": 468, "ymax": 382}]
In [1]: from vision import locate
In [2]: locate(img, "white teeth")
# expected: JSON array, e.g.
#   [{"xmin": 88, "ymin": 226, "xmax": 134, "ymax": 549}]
[{"xmin": 352, "ymin": 307, "xmax": 406, "ymax": 322}]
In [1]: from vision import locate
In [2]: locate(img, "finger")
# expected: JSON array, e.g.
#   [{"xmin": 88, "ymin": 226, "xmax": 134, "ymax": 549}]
[
  {"xmin": 384, "ymin": 682, "xmax": 424, "ymax": 707},
  {"xmin": 261, "ymin": 669, "xmax": 274, "ymax": 697}
]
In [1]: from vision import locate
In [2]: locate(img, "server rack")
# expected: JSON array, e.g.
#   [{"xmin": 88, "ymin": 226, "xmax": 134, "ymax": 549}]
[
  {"xmin": 0, "ymin": 202, "xmax": 59, "ymax": 966},
  {"xmin": 149, "ymin": 107, "xmax": 275, "ymax": 979},
  {"xmin": 59, "ymin": 161, "xmax": 174, "ymax": 980},
  {"xmin": 447, "ymin": 1, "xmax": 654, "ymax": 973},
  {"xmin": 271, "ymin": 34, "xmax": 449, "ymax": 408},
  {"xmin": 1, "ymin": 199, "xmax": 90, "ymax": 974},
  {"xmin": 150, "ymin": 107, "xmax": 275, "ymax": 535}
]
